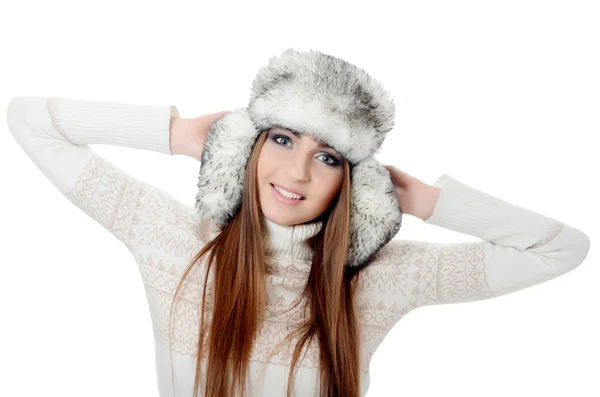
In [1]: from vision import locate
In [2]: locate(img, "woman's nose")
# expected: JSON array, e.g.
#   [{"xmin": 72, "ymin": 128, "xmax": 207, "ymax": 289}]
[{"xmin": 286, "ymin": 155, "xmax": 311, "ymax": 181}]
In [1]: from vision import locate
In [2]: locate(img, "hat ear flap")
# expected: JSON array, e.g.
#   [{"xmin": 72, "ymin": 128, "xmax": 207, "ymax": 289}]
[
  {"xmin": 195, "ymin": 108, "xmax": 259, "ymax": 228},
  {"xmin": 347, "ymin": 156, "xmax": 403, "ymax": 268},
  {"xmin": 194, "ymin": 108, "xmax": 403, "ymax": 269}
]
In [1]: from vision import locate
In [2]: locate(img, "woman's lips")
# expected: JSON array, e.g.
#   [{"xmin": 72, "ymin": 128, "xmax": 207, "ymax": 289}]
[{"xmin": 271, "ymin": 183, "xmax": 305, "ymax": 205}]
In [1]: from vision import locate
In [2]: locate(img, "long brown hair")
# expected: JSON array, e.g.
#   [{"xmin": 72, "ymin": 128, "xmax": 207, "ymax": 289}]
[{"xmin": 168, "ymin": 129, "xmax": 365, "ymax": 397}]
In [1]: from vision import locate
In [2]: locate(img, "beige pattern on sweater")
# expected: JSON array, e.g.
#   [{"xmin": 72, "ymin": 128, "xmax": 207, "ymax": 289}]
[
  {"xmin": 60, "ymin": 152, "xmax": 498, "ymax": 374},
  {"xmin": 8, "ymin": 96, "xmax": 588, "ymax": 397}
]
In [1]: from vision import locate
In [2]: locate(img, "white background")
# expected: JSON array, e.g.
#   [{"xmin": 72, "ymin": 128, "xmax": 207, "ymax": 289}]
[{"xmin": 1, "ymin": 1, "xmax": 598, "ymax": 396}]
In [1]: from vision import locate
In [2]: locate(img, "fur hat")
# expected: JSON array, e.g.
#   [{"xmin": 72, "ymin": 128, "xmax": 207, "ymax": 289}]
[{"xmin": 195, "ymin": 48, "xmax": 403, "ymax": 268}]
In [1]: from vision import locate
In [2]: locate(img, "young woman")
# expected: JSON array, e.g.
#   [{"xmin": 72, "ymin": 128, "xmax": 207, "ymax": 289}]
[{"xmin": 6, "ymin": 48, "xmax": 590, "ymax": 397}]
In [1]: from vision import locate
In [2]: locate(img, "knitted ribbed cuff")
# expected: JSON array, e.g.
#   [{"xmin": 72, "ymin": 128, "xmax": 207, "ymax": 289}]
[
  {"xmin": 48, "ymin": 97, "xmax": 178, "ymax": 156},
  {"xmin": 423, "ymin": 174, "xmax": 559, "ymax": 250}
]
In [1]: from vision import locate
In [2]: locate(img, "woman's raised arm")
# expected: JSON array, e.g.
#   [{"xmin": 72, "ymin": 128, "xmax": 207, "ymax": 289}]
[
  {"xmin": 355, "ymin": 174, "xmax": 590, "ymax": 337},
  {"xmin": 6, "ymin": 96, "xmax": 190, "ymax": 253}
]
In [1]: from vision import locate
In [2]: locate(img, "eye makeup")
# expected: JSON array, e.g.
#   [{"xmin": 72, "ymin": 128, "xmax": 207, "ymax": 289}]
[{"xmin": 270, "ymin": 133, "xmax": 341, "ymax": 167}]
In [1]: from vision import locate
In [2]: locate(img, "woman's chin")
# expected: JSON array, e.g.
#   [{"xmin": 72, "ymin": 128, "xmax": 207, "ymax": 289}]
[{"xmin": 262, "ymin": 209, "xmax": 303, "ymax": 226}]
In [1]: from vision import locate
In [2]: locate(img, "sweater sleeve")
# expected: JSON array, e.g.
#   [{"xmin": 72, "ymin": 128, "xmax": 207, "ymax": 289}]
[
  {"xmin": 6, "ymin": 96, "xmax": 188, "ymax": 253},
  {"xmin": 356, "ymin": 174, "xmax": 590, "ymax": 329}
]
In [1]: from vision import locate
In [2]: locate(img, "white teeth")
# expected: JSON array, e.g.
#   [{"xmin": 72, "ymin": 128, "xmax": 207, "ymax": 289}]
[{"xmin": 273, "ymin": 184, "xmax": 303, "ymax": 199}]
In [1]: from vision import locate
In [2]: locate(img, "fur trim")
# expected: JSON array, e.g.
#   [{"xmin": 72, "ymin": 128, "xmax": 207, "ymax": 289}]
[
  {"xmin": 348, "ymin": 156, "xmax": 403, "ymax": 268},
  {"xmin": 195, "ymin": 109, "xmax": 403, "ymax": 268},
  {"xmin": 247, "ymin": 48, "xmax": 396, "ymax": 164},
  {"xmin": 195, "ymin": 108, "xmax": 257, "ymax": 228}
]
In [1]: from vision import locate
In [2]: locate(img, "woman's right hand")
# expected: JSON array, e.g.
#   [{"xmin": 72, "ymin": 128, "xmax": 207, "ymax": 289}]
[{"xmin": 171, "ymin": 111, "xmax": 232, "ymax": 161}]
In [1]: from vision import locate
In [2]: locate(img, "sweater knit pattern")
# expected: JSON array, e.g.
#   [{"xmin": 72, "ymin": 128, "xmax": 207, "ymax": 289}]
[{"xmin": 6, "ymin": 96, "xmax": 590, "ymax": 397}]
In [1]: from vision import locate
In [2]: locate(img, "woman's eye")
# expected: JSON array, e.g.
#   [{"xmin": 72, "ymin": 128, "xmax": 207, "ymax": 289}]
[
  {"xmin": 273, "ymin": 135, "xmax": 339, "ymax": 167},
  {"xmin": 319, "ymin": 154, "xmax": 338, "ymax": 166},
  {"xmin": 274, "ymin": 136, "xmax": 291, "ymax": 146}
]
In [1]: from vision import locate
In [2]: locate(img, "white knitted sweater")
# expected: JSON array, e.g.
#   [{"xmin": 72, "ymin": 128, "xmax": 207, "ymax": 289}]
[{"xmin": 6, "ymin": 96, "xmax": 590, "ymax": 397}]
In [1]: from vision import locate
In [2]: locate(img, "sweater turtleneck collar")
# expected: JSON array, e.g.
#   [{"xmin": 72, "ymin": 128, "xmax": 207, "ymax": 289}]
[
  {"xmin": 261, "ymin": 216, "xmax": 324, "ymax": 290},
  {"xmin": 203, "ymin": 216, "xmax": 324, "ymax": 290},
  {"xmin": 262, "ymin": 216, "xmax": 324, "ymax": 261}
]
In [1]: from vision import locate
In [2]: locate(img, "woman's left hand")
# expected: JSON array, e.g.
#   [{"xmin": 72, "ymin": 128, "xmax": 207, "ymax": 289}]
[{"xmin": 383, "ymin": 165, "xmax": 440, "ymax": 219}]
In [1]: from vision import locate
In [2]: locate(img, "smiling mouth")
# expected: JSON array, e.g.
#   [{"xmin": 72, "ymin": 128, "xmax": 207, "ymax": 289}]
[{"xmin": 270, "ymin": 183, "xmax": 306, "ymax": 200}]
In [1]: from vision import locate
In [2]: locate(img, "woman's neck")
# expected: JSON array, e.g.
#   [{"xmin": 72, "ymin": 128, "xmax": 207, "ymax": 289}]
[{"xmin": 261, "ymin": 216, "xmax": 324, "ymax": 261}]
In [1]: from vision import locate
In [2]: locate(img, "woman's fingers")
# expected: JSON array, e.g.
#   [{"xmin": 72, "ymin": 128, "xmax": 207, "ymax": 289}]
[{"xmin": 384, "ymin": 165, "xmax": 409, "ymax": 188}]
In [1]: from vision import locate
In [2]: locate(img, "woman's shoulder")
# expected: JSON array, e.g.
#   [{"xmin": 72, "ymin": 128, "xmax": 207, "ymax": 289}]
[{"xmin": 136, "ymin": 183, "xmax": 219, "ymax": 251}]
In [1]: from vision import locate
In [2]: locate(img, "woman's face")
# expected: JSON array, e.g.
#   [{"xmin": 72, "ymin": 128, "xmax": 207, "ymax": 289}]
[{"xmin": 256, "ymin": 127, "xmax": 345, "ymax": 226}]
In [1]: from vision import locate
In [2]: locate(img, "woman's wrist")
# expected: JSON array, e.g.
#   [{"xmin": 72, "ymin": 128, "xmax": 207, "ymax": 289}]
[
  {"xmin": 169, "ymin": 116, "xmax": 191, "ymax": 157},
  {"xmin": 415, "ymin": 184, "xmax": 442, "ymax": 221}
]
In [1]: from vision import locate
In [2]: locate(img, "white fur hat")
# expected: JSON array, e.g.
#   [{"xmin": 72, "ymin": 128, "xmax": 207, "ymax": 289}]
[{"xmin": 195, "ymin": 48, "xmax": 403, "ymax": 268}]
